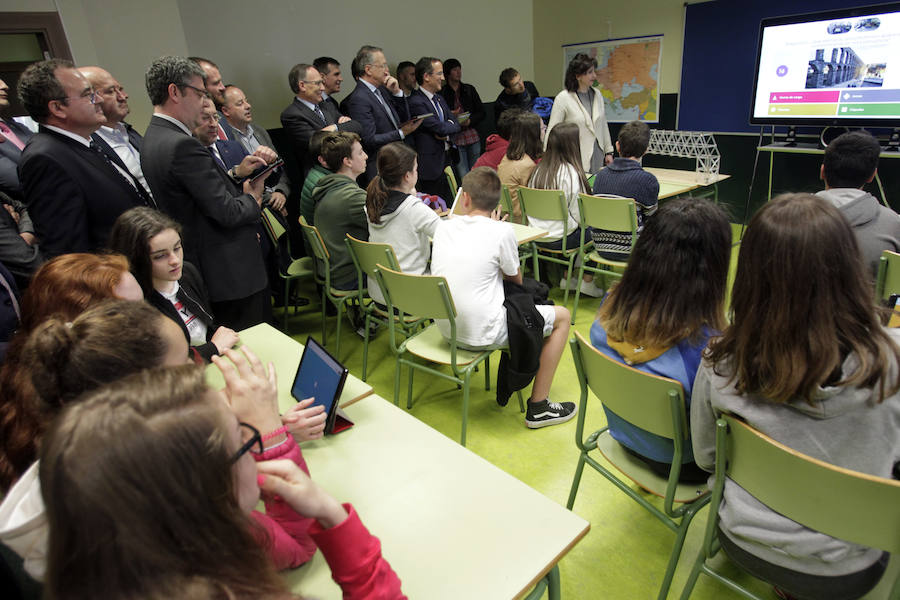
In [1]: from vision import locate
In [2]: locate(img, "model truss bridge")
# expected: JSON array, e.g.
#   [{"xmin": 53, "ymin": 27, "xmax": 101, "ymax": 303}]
[{"xmin": 646, "ymin": 130, "xmax": 720, "ymax": 183}]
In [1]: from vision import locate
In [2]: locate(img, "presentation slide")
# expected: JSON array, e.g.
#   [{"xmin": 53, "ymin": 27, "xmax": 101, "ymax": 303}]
[{"xmin": 752, "ymin": 9, "xmax": 900, "ymax": 121}]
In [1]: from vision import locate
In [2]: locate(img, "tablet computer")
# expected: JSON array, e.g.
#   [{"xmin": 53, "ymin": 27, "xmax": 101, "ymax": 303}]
[{"xmin": 290, "ymin": 336, "xmax": 353, "ymax": 434}]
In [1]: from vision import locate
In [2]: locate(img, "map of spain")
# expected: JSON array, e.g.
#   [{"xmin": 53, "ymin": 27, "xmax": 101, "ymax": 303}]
[{"xmin": 564, "ymin": 36, "xmax": 662, "ymax": 122}]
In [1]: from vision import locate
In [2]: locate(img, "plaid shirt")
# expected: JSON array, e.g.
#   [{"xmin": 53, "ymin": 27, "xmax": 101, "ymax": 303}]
[{"xmin": 446, "ymin": 87, "xmax": 480, "ymax": 147}]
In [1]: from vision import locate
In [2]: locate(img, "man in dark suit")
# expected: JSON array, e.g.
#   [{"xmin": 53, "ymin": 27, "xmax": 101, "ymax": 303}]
[
  {"xmin": 220, "ymin": 85, "xmax": 290, "ymax": 216},
  {"xmin": 140, "ymin": 56, "xmax": 271, "ymax": 330},
  {"xmin": 313, "ymin": 57, "xmax": 345, "ymax": 116},
  {"xmin": 408, "ymin": 57, "xmax": 460, "ymax": 201},
  {"xmin": 345, "ymin": 45, "xmax": 422, "ymax": 184},
  {"xmin": 189, "ymin": 56, "xmax": 231, "ymax": 141},
  {"xmin": 79, "ymin": 66, "xmax": 154, "ymax": 206},
  {"xmin": 281, "ymin": 63, "xmax": 362, "ymax": 182},
  {"xmin": 17, "ymin": 59, "xmax": 149, "ymax": 257},
  {"xmin": 0, "ymin": 78, "xmax": 34, "ymax": 199}
]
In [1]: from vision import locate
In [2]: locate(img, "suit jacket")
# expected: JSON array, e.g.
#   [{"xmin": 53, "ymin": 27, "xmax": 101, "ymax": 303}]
[
  {"xmin": 407, "ymin": 90, "xmax": 460, "ymax": 181},
  {"xmin": 251, "ymin": 125, "xmax": 292, "ymax": 199},
  {"xmin": 280, "ymin": 98, "xmax": 362, "ymax": 180},
  {"xmin": 141, "ymin": 115, "xmax": 266, "ymax": 302},
  {"xmin": 0, "ymin": 119, "xmax": 34, "ymax": 199},
  {"xmin": 0, "ymin": 191, "xmax": 42, "ymax": 289},
  {"xmin": 546, "ymin": 89, "xmax": 613, "ymax": 173},
  {"xmin": 18, "ymin": 127, "xmax": 146, "ymax": 257},
  {"xmin": 345, "ymin": 80, "xmax": 410, "ymax": 181},
  {"xmin": 322, "ymin": 94, "xmax": 342, "ymax": 117},
  {"xmin": 89, "ymin": 122, "xmax": 154, "ymax": 205}
]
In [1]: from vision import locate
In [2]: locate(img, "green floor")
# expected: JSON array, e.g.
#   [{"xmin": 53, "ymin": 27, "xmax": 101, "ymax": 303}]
[{"xmin": 274, "ymin": 229, "xmax": 897, "ymax": 599}]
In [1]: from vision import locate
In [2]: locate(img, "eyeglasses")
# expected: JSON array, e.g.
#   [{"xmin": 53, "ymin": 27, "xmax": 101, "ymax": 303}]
[
  {"xmin": 302, "ymin": 79, "xmax": 325, "ymax": 87},
  {"xmin": 230, "ymin": 422, "xmax": 262, "ymax": 463},
  {"xmin": 55, "ymin": 89, "xmax": 98, "ymax": 105},
  {"xmin": 178, "ymin": 83, "xmax": 210, "ymax": 99}
]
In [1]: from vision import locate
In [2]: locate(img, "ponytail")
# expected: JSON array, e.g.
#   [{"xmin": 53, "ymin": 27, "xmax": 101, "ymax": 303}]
[
  {"xmin": 366, "ymin": 175, "xmax": 391, "ymax": 224},
  {"xmin": 23, "ymin": 300, "xmax": 170, "ymax": 413}
]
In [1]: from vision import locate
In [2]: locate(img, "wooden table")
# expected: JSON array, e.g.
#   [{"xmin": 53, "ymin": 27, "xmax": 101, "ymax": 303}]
[
  {"xmin": 644, "ymin": 167, "xmax": 731, "ymax": 201},
  {"xmin": 511, "ymin": 221, "xmax": 549, "ymax": 245},
  {"xmin": 204, "ymin": 323, "xmax": 373, "ymax": 410},
  {"xmin": 283, "ymin": 396, "xmax": 590, "ymax": 599}
]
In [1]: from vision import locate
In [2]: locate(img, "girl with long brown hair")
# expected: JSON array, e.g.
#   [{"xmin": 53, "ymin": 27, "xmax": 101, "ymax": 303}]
[
  {"xmin": 591, "ymin": 197, "xmax": 731, "ymax": 482},
  {"xmin": 0, "ymin": 300, "xmax": 189, "ymax": 581},
  {"xmin": 528, "ymin": 122, "xmax": 602, "ymax": 297},
  {"xmin": 497, "ymin": 110, "xmax": 543, "ymax": 223},
  {"xmin": 692, "ymin": 193, "xmax": 900, "ymax": 599},
  {"xmin": 39, "ymin": 356, "xmax": 404, "ymax": 599},
  {"xmin": 365, "ymin": 142, "xmax": 440, "ymax": 304}
]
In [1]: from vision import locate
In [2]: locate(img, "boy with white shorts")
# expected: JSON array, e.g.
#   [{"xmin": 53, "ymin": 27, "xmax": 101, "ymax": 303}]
[{"xmin": 431, "ymin": 167, "xmax": 576, "ymax": 428}]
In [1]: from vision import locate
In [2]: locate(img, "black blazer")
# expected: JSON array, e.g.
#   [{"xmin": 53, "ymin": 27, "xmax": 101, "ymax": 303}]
[
  {"xmin": 0, "ymin": 119, "xmax": 33, "ymax": 199},
  {"xmin": 89, "ymin": 122, "xmax": 154, "ymax": 205},
  {"xmin": 407, "ymin": 90, "xmax": 460, "ymax": 181},
  {"xmin": 345, "ymin": 80, "xmax": 411, "ymax": 181},
  {"xmin": 140, "ymin": 115, "xmax": 266, "ymax": 302},
  {"xmin": 280, "ymin": 98, "xmax": 362, "ymax": 179},
  {"xmin": 18, "ymin": 127, "xmax": 146, "ymax": 257}
]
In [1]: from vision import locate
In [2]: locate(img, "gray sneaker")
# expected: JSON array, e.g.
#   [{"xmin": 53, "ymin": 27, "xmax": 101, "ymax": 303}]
[{"xmin": 525, "ymin": 398, "xmax": 577, "ymax": 429}]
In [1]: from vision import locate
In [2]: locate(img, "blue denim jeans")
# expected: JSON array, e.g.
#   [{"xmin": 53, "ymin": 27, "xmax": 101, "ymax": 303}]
[{"xmin": 455, "ymin": 141, "xmax": 482, "ymax": 178}]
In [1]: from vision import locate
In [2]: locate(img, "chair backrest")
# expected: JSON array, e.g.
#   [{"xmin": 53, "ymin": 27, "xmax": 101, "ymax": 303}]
[
  {"xmin": 298, "ymin": 217, "xmax": 329, "ymax": 262},
  {"xmin": 518, "ymin": 186, "xmax": 568, "ymax": 224},
  {"xmin": 444, "ymin": 165, "xmax": 459, "ymax": 196},
  {"xmin": 375, "ymin": 265, "xmax": 457, "ymax": 322},
  {"xmin": 875, "ymin": 250, "xmax": 900, "ymax": 302},
  {"xmin": 346, "ymin": 235, "xmax": 400, "ymax": 279},
  {"xmin": 260, "ymin": 207, "xmax": 284, "ymax": 247},
  {"xmin": 571, "ymin": 331, "xmax": 687, "ymax": 440},
  {"xmin": 720, "ymin": 413, "xmax": 900, "ymax": 553},
  {"xmin": 578, "ymin": 193, "xmax": 638, "ymax": 237},
  {"xmin": 500, "ymin": 184, "xmax": 514, "ymax": 217}
]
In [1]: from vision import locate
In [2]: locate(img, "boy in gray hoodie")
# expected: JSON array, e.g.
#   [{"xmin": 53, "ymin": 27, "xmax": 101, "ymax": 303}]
[{"xmin": 816, "ymin": 130, "xmax": 900, "ymax": 278}]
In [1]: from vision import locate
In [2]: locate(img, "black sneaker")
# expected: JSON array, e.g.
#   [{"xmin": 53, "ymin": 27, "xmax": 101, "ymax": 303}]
[{"xmin": 525, "ymin": 398, "xmax": 577, "ymax": 429}]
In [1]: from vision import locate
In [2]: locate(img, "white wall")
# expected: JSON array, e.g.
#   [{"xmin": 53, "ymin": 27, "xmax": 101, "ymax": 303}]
[
  {"xmin": 176, "ymin": 0, "xmax": 534, "ymax": 128},
  {"xmin": 1, "ymin": 0, "xmax": 190, "ymax": 129},
  {"xmin": 3, "ymin": 0, "xmax": 532, "ymax": 129},
  {"xmin": 532, "ymin": 0, "xmax": 689, "ymax": 96}
]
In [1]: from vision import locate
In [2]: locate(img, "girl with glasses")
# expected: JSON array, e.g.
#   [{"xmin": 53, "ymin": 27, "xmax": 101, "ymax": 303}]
[{"xmin": 39, "ymin": 352, "xmax": 403, "ymax": 599}]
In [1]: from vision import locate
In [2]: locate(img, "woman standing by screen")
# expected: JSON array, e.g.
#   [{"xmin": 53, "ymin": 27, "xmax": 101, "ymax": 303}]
[{"xmin": 546, "ymin": 53, "xmax": 614, "ymax": 174}]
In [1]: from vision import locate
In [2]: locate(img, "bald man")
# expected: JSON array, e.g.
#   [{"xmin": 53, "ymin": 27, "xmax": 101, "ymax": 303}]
[{"xmin": 79, "ymin": 66, "xmax": 153, "ymax": 203}]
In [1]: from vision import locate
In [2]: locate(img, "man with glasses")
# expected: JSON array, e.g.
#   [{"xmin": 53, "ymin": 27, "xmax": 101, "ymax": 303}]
[
  {"xmin": 17, "ymin": 59, "xmax": 149, "ymax": 257},
  {"xmin": 281, "ymin": 63, "xmax": 361, "ymax": 182},
  {"xmin": 141, "ymin": 56, "xmax": 272, "ymax": 331},
  {"xmin": 346, "ymin": 45, "xmax": 423, "ymax": 184},
  {"xmin": 78, "ymin": 66, "xmax": 154, "ymax": 205},
  {"xmin": 408, "ymin": 57, "xmax": 460, "ymax": 201}
]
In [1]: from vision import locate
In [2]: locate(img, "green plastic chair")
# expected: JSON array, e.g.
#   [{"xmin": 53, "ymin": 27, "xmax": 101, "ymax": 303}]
[
  {"xmin": 875, "ymin": 250, "xmax": 900, "ymax": 302},
  {"xmin": 444, "ymin": 165, "xmax": 459, "ymax": 196},
  {"xmin": 500, "ymin": 183, "xmax": 515, "ymax": 218},
  {"xmin": 568, "ymin": 331, "xmax": 710, "ymax": 600},
  {"xmin": 260, "ymin": 208, "xmax": 315, "ymax": 332},
  {"xmin": 678, "ymin": 414, "xmax": 900, "ymax": 600},
  {"xmin": 298, "ymin": 217, "xmax": 357, "ymax": 358},
  {"xmin": 374, "ymin": 265, "xmax": 524, "ymax": 447},
  {"xmin": 571, "ymin": 193, "xmax": 637, "ymax": 324},
  {"xmin": 345, "ymin": 235, "xmax": 425, "ymax": 381},
  {"xmin": 518, "ymin": 186, "xmax": 591, "ymax": 305}
]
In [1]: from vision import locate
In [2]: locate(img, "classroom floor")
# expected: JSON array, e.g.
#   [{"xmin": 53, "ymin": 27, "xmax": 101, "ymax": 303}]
[{"xmin": 273, "ymin": 227, "xmax": 897, "ymax": 599}]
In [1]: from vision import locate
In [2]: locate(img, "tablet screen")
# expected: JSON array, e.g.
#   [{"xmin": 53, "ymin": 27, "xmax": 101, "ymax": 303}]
[{"xmin": 291, "ymin": 338, "xmax": 345, "ymax": 415}]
